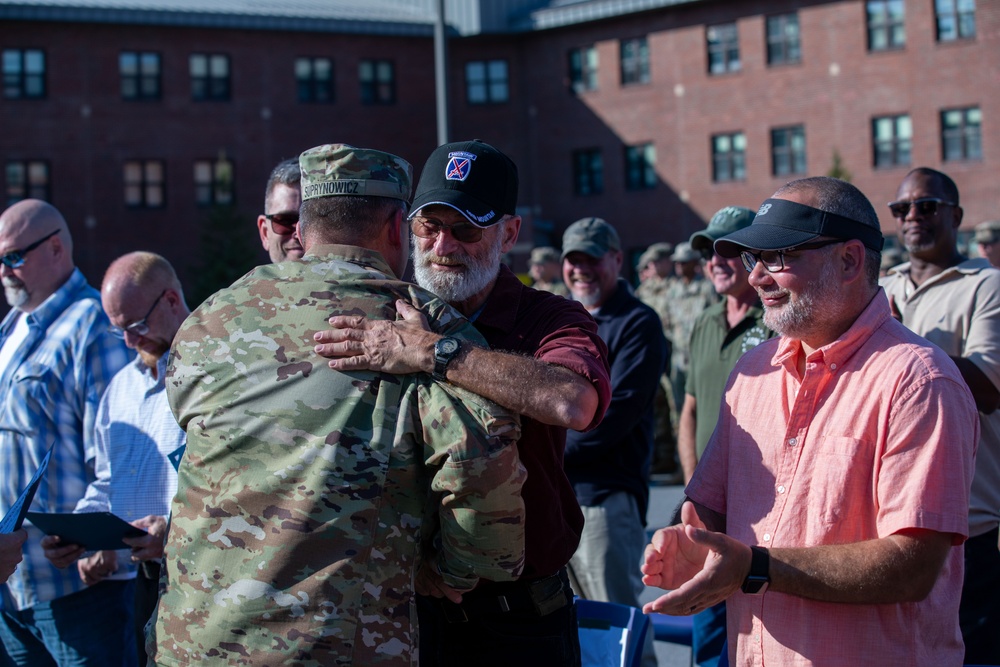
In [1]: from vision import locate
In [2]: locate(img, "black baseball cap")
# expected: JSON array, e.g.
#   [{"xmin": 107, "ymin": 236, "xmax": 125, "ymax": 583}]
[
  {"xmin": 714, "ymin": 198, "xmax": 884, "ymax": 257},
  {"xmin": 409, "ymin": 139, "xmax": 519, "ymax": 227}
]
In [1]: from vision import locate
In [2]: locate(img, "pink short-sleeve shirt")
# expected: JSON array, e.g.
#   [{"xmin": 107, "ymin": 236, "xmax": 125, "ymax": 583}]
[{"xmin": 688, "ymin": 290, "xmax": 977, "ymax": 666}]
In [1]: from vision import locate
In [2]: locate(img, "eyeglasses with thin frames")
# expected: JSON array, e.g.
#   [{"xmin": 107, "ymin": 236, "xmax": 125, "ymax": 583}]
[
  {"xmin": 109, "ymin": 289, "xmax": 167, "ymax": 339},
  {"xmin": 264, "ymin": 212, "xmax": 299, "ymax": 235},
  {"xmin": 887, "ymin": 198, "xmax": 956, "ymax": 220},
  {"xmin": 740, "ymin": 239, "xmax": 844, "ymax": 274},
  {"xmin": 410, "ymin": 216, "xmax": 486, "ymax": 244},
  {"xmin": 0, "ymin": 229, "xmax": 60, "ymax": 269}
]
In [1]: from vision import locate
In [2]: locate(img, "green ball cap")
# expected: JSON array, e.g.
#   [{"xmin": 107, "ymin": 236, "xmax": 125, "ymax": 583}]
[
  {"xmin": 689, "ymin": 206, "xmax": 756, "ymax": 252},
  {"xmin": 299, "ymin": 144, "xmax": 412, "ymax": 202},
  {"xmin": 561, "ymin": 217, "xmax": 621, "ymax": 260}
]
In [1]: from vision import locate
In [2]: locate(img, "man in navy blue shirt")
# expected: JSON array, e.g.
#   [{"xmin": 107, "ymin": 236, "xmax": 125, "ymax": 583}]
[{"xmin": 562, "ymin": 217, "xmax": 668, "ymax": 667}]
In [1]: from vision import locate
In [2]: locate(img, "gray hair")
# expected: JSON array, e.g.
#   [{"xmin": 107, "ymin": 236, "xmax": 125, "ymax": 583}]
[
  {"xmin": 774, "ymin": 177, "xmax": 882, "ymax": 286},
  {"xmin": 263, "ymin": 158, "xmax": 301, "ymax": 210}
]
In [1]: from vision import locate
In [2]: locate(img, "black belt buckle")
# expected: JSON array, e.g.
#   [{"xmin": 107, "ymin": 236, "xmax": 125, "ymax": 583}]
[
  {"xmin": 527, "ymin": 574, "xmax": 568, "ymax": 617},
  {"xmin": 440, "ymin": 599, "xmax": 469, "ymax": 623}
]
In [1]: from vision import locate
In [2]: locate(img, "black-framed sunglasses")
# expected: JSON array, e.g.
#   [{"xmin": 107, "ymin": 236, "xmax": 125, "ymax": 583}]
[
  {"xmin": 264, "ymin": 212, "xmax": 299, "ymax": 235},
  {"xmin": 410, "ymin": 216, "xmax": 485, "ymax": 244},
  {"xmin": 0, "ymin": 229, "xmax": 60, "ymax": 269},
  {"xmin": 697, "ymin": 246, "xmax": 714, "ymax": 261},
  {"xmin": 109, "ymin": 289, "xmax": 167, "ymax": 339},
  {"xmin": 887, "ymin": 198, "xmax": 956, "ymax": 219},
  {"xmin": 740, "ymin": 239, "xmax": 844, "ymax": 273}
]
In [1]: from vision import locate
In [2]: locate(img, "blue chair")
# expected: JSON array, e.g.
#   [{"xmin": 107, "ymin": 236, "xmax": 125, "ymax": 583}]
[
  {"xmin": 576, "ymin": 598, "xmax": 651, "ymax": 667},
  {"xmin": 649, "ymin": 612, "xmax": 693, "ymax": 646}
]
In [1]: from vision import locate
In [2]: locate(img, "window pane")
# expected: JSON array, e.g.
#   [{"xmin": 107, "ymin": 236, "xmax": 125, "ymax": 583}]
[
  {"xmin": 145, "ymin": 162, "xmax": 163, "ymax": 181},
  {"xmin": 124, "ymin": 162, "xmax": 141, "ymax": 182},
  {"xmin": 210, "ymin": 55, "xmax": 228, "ymax": 76},
  {"xmin": 466, "ymin": 62, "xmax": 485, "ymax": 83},
  {"xmin": 376, "ymin": 62, "xmax": 392, "ymax": 81},
  {"xmin": 359, "ymin": 61, "xmax": 373, "ymax": 81},
  {"xmin": 140, "ymin": 53, "xmax": 159, "ymax": 75},
  {"xmin": 120, "ymin": 52, "xmax": 137, "ymax": 75},
  {"xmin": 190, "ymin": 55, "xmax": 206, "ymax": 76},
  {"xmin": 24, "ymin": 51, "xmax": 43, "ymax": 73}
]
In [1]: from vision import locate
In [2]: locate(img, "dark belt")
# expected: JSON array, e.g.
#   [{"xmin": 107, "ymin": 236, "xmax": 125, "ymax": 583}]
[
  {"xmin": 138, "ymin": 559, "xmax": 161, "ymax": 581},
  {"xmin": 438, "ymin": 569, "xmax": 572, "ymax": 623}
]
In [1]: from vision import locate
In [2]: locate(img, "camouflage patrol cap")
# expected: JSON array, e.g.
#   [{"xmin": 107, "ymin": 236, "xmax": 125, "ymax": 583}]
[
  {"xmin": 671, "ymin": 241, "xmax": 700, "ymax": 263},
  {"xmin": 637, "ymin": 242, "xmax": 674, "ymax": 268},
  {"xmin": 561, "ymin": 217, "xmax": 621, "ymax": 260},
  {"xmin": 299, "ymin": 144, "xmax": 412, "ymax": 202},
  {"xmin": 690, "ymin": 206, "xmax": 755, "ymax": 252},
  {"xmin": 529, "ymin": 246, "xmax": 560, "ymax": 265},
  {"xmin": 975, "ymin": 220, "xmax": 1000, "ymax": 245}
]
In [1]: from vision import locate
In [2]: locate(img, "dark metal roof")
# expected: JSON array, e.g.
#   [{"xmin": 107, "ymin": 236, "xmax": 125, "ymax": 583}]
[
  {"xmin": 0, "ymin": 0, "xmax": 438, "ymax": 36},
  {"xmin": 0, "ymin": 0, "xmax": 706, "ymax": 34}
]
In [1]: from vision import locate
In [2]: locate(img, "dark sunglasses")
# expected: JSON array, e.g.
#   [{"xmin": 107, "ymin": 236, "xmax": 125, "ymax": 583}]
[
  {"xmin": 0, "ymin": 229, "xmax": 60, "ymax": 269},
  {"xmin": 264, "ymin": 212, "xmax": 299, "ymax": 235},
  {"xmin": 410, "ymin": 216, "xmax": 485, "ymax": 244},
  {"xmin": 697, "ymin": 246, "xmax": 714, "ymax": 261},
  {"xmin": 887, "ymin": 198, "xmax": 956, "ymax": 219}
]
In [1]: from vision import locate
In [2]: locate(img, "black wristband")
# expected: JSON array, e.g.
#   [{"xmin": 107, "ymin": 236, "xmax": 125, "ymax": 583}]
[{"xmin": 741, "ymin": 546, "xmax": 770, "ymax": 594}]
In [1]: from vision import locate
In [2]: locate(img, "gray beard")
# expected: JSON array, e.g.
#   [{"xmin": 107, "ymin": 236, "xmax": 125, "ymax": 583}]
[
  {"xmin": 2, "ymin": 278, "xmax": 28, "ymax": 310},
  {"xmin": 412, "ymin": 230, "xmax": 504, "ymax": 304}
]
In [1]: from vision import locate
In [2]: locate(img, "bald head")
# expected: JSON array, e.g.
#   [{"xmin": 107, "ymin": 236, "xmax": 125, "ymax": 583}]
[
  {"xmin": 102, "ymin": 252, "xmax": 189, "ymax": 369},
  {"xmin": 0, "ymin": 199, "xmax": 74, "ymax": 312}
]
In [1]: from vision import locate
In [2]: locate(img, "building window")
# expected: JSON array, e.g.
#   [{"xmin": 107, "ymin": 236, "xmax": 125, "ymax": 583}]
[
  {"xmin": 712, "ymin": 133, "xmax": 747, "ymax": 182},
  {"xmin": 194, "ymin": 158, "xmax": 234, "ymax": 206},
  {"xmin": 872, "ymin": 115, "xmax": 912, "ymax": 168},
  {"xmin": 707, "ymin": 23, "xmax": 741, "ymax": 74},
  {"xmin": 572, "ymin": 149, "xmax": 603, "ymax": 196},
  {"xmin": 867, "ymin": 0, "xmax": 905, "ymax": 51},
  {"xmin": 569, "ymin": 46, "xmax": 598, "ymax": 93},
  {"xmin": 935, "ymin": 0, "xmax": 975, "ymax": 42},
  {"xmin": 295, "ymin": 57, "xmax": 334, "ymax": 103},
  {"xmin": 190, "ymin": 54, "xmax": 230, "ymax": 101},
  {"xmin": 3, "ymin": 49, "xmax": 45, "ymax": 99},
  {"xmin": 766, "ymin": 14, "xmax": 801, "ymax": 66},
  {"xmin": 359, "ymin": 60, "xmax": 395, "ymax": 105},
  {"xmin": 120, "ymin": 52, "xmax": 161, "ymax": 100},
  {"xmin": 624, "ymin": 143, "xmax": 656, "ymax": 191},
  {"xmin": 5, "ymin": 161, "xmax": 49, "ymax": 205},
  {"xmin": 124, "ymin": 160, "xmax": 165, "ymax": 208},
  {"xmin": 771, "ymin": 126, "xmax": 807, "ymax": 176},
  {"xmin": 941, "ymin": 107, "xmax": 982, "ymax": 161},
  {"xmin": 466, "ymin": 60, "xmax": 508, "ymax": 104},
  {"xmin": 620, "ymin": 37, "xmax": 649, "ymax": 86}
]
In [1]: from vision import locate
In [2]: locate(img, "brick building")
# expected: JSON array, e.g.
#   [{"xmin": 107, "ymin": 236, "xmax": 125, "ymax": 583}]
[{"xmin": 1, "ymin": 0, "xmax": 996, "ymax": 298}]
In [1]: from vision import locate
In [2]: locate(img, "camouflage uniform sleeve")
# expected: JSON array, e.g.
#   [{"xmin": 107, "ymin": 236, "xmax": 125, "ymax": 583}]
[{"xmin": 418, "ymin": 381, "xmax": 526, "ymax": 591}]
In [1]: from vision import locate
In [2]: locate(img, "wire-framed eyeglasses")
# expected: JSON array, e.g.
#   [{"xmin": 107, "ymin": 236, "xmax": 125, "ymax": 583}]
[{"xmin": 109, "ymin": 290, "xmax": 167, "ymax": 339}]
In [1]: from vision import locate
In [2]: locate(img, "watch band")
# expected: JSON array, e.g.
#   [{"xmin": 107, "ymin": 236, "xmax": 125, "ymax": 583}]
[
  {"xmin": 741, "ymin": 546, "xmax": 770, "ymax": 594},
  {"xmin": 432, "ymin": 337, "xmax": 461, "ymax": 381}
]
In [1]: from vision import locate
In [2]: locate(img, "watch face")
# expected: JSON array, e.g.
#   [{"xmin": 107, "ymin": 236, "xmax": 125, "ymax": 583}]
[{"xmin": 438, "ymin": 338, "xmax": 460, "ymax": 355}]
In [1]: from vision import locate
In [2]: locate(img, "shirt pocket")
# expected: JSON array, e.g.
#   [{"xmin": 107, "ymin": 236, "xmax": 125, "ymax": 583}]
[{"xmin": 810, "ymin": 435, "xmax": 875, "ymax": 531}]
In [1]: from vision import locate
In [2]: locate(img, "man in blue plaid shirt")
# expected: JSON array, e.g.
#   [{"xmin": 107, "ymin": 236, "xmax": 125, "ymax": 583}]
[{"xmin": 0, "ymin": 199, "xmax": 133, "ymax": 665}]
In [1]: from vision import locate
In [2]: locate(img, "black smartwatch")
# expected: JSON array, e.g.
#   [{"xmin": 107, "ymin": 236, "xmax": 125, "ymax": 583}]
[
  {"xmin": 740, "ymin": 546, "xmax": 770, "ymax": 595},
  {"xmin": 432, "ymin": 337, "xmax": 462, "ymax": 381}
]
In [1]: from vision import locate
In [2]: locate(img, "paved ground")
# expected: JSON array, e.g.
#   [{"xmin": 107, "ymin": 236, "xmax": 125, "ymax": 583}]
[{"xmin": 641, "ymin": 479, "xmax": 692, "ymax": 667}]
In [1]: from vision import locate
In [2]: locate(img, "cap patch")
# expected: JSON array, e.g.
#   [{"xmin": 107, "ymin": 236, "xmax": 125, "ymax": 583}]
[{"xmin": 445, "ymin": 152, "xmax": 477, "ymax": 182}]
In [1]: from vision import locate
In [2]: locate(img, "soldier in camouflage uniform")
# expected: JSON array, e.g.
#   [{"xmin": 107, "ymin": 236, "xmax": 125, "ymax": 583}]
[
  {"xmin": 528, "ymin": 246, "xmax": 568, "ymax": 296},
  {"xmin": 663, "ymin": 242, "xmax": 717, "ymax": 446},
  {"xmin": 151, "ymin": 144, "xmax": 527, "ymax": 667},
  {"xmin": 635, "ymin": 242, "xmax": 679, "ymax": 476}
]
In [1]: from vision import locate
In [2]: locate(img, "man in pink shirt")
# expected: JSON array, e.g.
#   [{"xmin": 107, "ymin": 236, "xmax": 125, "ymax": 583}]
[{"xmin": 642, "ymin": 176, "xmax": 978, "ymax": 666}]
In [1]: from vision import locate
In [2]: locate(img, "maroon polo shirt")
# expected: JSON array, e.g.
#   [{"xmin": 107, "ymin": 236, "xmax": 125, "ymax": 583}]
[{"xmin": 473, "ymin": 265, "xmax": 611, "ymax": 579}]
